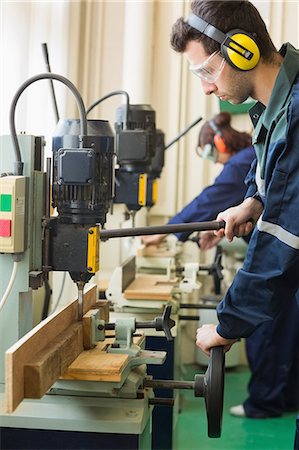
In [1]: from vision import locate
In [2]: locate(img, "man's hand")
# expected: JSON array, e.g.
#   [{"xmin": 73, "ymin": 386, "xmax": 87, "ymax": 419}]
[
  {"xmin": 141, "ymin": 233, "xmax": 166, "ymax": 246},
  {"xmin": 196, "ymin": 324, "xmax": 237, "ymax": 356},
  {"xmin": 214, "ymin": 197, "xmax": 264, "ymax": 242},
  {"xmin": 199, "ymin": 230, "xmax": 222, "ymax": 250}
]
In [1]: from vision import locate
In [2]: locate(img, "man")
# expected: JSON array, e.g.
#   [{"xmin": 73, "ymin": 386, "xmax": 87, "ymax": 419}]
[{"xmin": 170, "ymin": 0, "xmax": 299, "ymax": 439}]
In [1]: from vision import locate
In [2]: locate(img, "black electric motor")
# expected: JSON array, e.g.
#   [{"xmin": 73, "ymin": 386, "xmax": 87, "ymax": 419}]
[
  {"xmin": 114, "ymin": 104, "xmax": 157, "ymax": 211},
  {"xmin": 115, "ymin": 104, "xmax": 156, "ymax": 173},
  {"xmin": 52, "ymin": 119, "xmax": 114, "ymax": 226}
]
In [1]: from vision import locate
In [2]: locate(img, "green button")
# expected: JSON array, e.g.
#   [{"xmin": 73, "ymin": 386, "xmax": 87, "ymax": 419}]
[{"xmin": 0, "ymin": 194, "xmax": 12, "ymax": 212}]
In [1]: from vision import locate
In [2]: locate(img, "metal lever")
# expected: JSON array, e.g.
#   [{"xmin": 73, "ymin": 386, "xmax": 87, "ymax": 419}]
[
  {"xmin": 104, "ymin": 305, "xmax": 176, "ymax": 342},
  {"xmin": 135, "ymin": 305, "xmax": 175, "ymax": 342},
  {"xmin": 100, "ymin": 220, "xmax": 226, "ymax": 240}
]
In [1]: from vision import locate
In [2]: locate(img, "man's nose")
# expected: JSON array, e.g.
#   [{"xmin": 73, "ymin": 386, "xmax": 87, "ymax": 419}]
[{"xmin": 201, "ymin": 79, "xmax": 217, "ymax": 95}]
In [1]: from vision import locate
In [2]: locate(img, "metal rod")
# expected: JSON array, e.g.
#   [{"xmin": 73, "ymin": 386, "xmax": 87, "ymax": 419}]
[
  {"xmin": 100, "ymin": 220, "xmax": 225, "ymax": 240},
  {"xmin": 176, "ymin": 264, "xmax": 213, "ymax": 274},
  {"xmin": 135, "ymin": 321, "xmax": 156, "ymax": 329},
  {"xmin": 178, "ymin": 315, "xmax": 200, "ymax": 321},
  {"xmin": 180, "ymin": 303, "xmax": 218, "ymax": 310},
  {"xmin": 77, "ymin": 282, "xmax": 85, "ymax": 320},
  {"xmin": 42, "ymin": 43, "xmax": 60, "ymax": 123},
  {"xmin": 144, "ymin": 379, "xmax": 195, "ymax": 390},
  {"xmin": 148, "ymin": 398, "xmax": 175, "ymax": 407},
  {"xmin": 45, "ymin": 157, "xmax": 51, "ymax": 217},
  {"xmin": 164, "ymin": 116, "xmax": 203, "ymax": 150}
]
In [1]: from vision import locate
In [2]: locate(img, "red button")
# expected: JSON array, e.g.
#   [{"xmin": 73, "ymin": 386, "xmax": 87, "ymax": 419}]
[{"xmin": 0, "ymin": 219, "xmax": 11, "ymax": 237}]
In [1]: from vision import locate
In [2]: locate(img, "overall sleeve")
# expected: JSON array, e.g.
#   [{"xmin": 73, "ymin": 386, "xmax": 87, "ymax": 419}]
[
  {"xmin": 217, "ymin": 93, "xmax": 299, "ymax": 339},
  {"xmin": 244, "ymin": 158, "xmax": 259, "ymax": 198},
  {"xmin": 168, "ymin": 151, "xmax": 254, "ymax": 241}
]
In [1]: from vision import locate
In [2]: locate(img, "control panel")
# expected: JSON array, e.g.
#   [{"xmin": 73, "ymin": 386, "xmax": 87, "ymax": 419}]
[{"xmin": 0, "ymin": 176, "xmax": 26, "ymax": 253}]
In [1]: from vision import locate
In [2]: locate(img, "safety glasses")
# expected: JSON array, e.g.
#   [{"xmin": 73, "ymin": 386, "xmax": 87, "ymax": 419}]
[
  {"xmin": 189, "ymin": 51, "xmax": 226, "ymax": 83},
  {"xmin": 196, "ymin": 143, "xmax": 218, "ymax": 162}
]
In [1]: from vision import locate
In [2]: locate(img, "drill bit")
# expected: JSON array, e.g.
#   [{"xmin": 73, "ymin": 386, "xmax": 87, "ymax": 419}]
[{"xmin": 77, "ymin": 281, "xmax": 85, "ymax": 320}]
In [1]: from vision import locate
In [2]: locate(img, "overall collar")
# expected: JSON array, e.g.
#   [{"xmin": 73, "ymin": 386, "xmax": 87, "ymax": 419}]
[
  {"xmin": 249, "ymin": 43, "xmax": 299, "ymax": 130},
  {"xmin": 248, "ymin": 43, "xmax": 299, "ymax": 178}
]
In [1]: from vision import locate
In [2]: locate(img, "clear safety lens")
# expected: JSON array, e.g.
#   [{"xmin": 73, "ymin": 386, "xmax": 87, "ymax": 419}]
[
  {"xmin": 198, "ymin": 143, "xmax": 218, "ymax": 162},
  {"xmin": 189, "ymin": 51, "xmax": 226, "ymax": 83}
]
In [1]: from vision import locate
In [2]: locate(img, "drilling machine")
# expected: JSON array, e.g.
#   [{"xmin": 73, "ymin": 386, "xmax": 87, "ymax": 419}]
[{"xmin": 0, "ymin": 72, "xmax": 226, "ymax": 450}]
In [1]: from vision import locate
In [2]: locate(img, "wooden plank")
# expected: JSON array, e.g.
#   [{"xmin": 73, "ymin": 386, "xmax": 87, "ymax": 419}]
[
  {"xmin": 5, "ymin": 284, "xmax": 97, "ymax": 413},
  {"xmin": 61, "ymin": 348, "xmax": 129, "ymax": 382},
  {"xmin": 124, "ymin": 275, "xmax": 176, "ymax": 300},
  {"xmin": 61, "ymin": 335, "xmax": 144, "ymax": 382},
  {"xmin": 24, "ymin": 323, "xmax": 83, "ymax": 398},
  {"xmin": 136, "ymin": 245, "xmax": 178, "ymax": 258}
]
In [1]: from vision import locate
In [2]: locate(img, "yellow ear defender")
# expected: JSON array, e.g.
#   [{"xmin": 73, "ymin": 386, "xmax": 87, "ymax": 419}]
[
  {"xmin": 187, "ymin": 13, "xmax": 260, "ymax": 71},
  {"xmin": 223, "ymin": 29, "xmax": 260, "ymax": 70}
]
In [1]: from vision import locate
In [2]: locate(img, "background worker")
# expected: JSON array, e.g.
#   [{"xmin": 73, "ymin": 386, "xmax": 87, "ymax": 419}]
[
  {"xmin": 142, "ymin": 111, "xmax": 255, "ymax": 246},
  {"xmin": 169, "ymin": 0, "xmax": 299, "ymax": 438}
]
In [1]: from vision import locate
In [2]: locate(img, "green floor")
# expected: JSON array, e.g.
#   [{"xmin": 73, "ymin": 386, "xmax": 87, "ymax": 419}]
[{"xmin": 176, "ymin": 365, "xmax": 297, "ymax": 450}]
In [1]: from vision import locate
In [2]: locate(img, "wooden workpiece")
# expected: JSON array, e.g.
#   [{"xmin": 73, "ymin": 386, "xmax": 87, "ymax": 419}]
[
  {"xmin": 5, "ymin": 284, "xmax": 99, "ymax": 413},
  {"xmin": 61, "ymin": 335, "xmax": 144, "ymax": 382},
  {"xmin": 24, "ymin": 322, "xmax": 83, "ymax": 398},
  {"xmin": 124, "ymin": 274, "xmax": 177, "ymax": 301},
  {"xmin": 61, "ymin": 341, "xmax": 128, "ymax": 382},
  {"xmin": 136, "ymin": 244, "xmax": 178, "ymax": 258},
  {"xmin": 82, "ymin": 301, "xmax": 109, "ymax": 349}
]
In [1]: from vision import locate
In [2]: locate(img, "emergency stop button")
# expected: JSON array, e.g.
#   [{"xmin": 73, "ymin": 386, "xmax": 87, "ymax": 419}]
[{"xmin": 0, "ymin": 219, "xmax": 11, "ymax": 237}]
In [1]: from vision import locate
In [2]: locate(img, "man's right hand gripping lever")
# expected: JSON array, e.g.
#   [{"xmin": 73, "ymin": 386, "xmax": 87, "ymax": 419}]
[{"xmin": 214, "ymin": 197, "xmax": 264, "ymax": 242}]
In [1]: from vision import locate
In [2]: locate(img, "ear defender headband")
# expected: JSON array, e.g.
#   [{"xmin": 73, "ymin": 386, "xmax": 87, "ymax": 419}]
[
  {"xmin": 187, "ymin": 13, "xmax": 260, "ymax": 71},
  {"xmin": 209, "ymin": 120, "xmax": 230, "ymax": 153}
]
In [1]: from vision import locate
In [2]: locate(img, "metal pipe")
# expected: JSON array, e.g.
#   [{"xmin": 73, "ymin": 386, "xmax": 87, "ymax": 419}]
[
  {"xmin": 144, "ymin": 379, "xmax": 196, "ymax": 390},
  {"xmin": 180, "ymin": 303, "xmax": 218, "ymax": 310},
  {"xmin": 148, "ymin": 398, "xmax": 175, "ymax": 407},
  {"xmin": 135, "ymin": 321, "xmax": 156, "ymax": 329},
  {"xmin": 178, "ymin": 315, "xmax": 200, "ymax": 321},
  {"xmin": 100, "ymin": 220, "xmax": 225, "ymax": 240},
  {"xmin": 45, "ymin": 157, "xmax": 51, "ymax": 217}
]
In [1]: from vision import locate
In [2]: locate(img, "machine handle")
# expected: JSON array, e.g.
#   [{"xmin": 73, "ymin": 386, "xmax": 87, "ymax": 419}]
[
  {"xmin": 135, "ymin": 305, "xmax": 175, "ymax": 342},
  {"xmin": 154, "ymin": 305, "xmax": 175, "ymax": 342},
  {"xmin": 144, "ymin": 345, "xmax": 225, "ymax": 439},
  {"xmin": 100, "ymin": 220, "xmax": 225, "ymax": 240}
]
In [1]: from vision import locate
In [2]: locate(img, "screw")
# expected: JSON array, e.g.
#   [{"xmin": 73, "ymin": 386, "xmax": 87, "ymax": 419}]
[
  {"xmin": 111, "ymin": 343, "xmax": 120, "ymax": 348},
  {"xmin": 126, "ymin": 410, "xmax": 138, "ymax": 417}
]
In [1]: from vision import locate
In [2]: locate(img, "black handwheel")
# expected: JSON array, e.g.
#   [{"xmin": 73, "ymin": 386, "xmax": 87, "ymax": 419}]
[
  {"xmin": 206, "ymin": 346, "xmax": 225, "ymax": 437},
  {"xmin": 194, "ymin": 346, "xmax": 225, "ymax": 438}
]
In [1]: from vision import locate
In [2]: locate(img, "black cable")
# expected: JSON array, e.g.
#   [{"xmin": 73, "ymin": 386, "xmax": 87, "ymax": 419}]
[
  {"xmin": 86, "ymin": 90, "xmax": 130, "ymax": 129},
  {"xmin": 9, "ymin": 72, "xmax": 87, "ymax": 175}
]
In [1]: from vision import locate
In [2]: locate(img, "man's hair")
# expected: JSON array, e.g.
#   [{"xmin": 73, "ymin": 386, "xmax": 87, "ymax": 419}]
[{"xmin": 170, "ymin": 0, "xmax": 277, "ymax": 62}]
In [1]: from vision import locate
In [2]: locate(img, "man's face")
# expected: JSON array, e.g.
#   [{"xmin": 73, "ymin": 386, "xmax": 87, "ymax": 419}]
[{"xmin": 185, "ymin": 40, "xmax": 253, "ymax": 104}]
